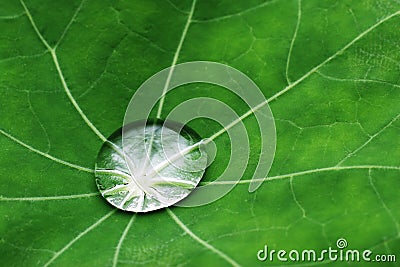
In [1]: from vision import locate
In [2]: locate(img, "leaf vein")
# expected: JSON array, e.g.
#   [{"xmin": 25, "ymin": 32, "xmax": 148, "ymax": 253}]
[
  {"xmin": 0, "ymin": 129, "xmax": 93, "ymax": 173},
  {"xmin": 19, "ymin": 0, "xmax": 52, "ymax": 50},
  {"xmin": 112, "ymin": 215, "xmax": 136, "ymax": 267},
  {"xmin": 167, "ymin": 208, "xmax": 241, "ymax": 267},
  {"xmin": 369, "ymin": 169, "xmax": 400, "ymax": 235},
  {"xmin": 204, "ymin": 9, "xmax": 400, "ymax": 142},
  {"xmin": 192, "ymin": 0, "xmax": 280, "ymax": 23},
  {"xmin": 43, "ymin": 209, "xmax": 116, "ymax": 267},
  {"xmin": 54, "ymin": 0, "xmax": 86, "ymax": 49},
  {"xmin": 286, "ymin": 0, "xmax": 301, "ymax": 85},
  {"xmin": 336, "ymin": 113, "xmax": 400, "ymax": 166},
  {"xmin": 200, "ymin": 165, "xmax": 400, "ymax": 185},
  {"xmin": 20, "ymin": 0, "xmax": 108, "ymax": 143},
  {"xmin": 317, "ymin": 71, "xmax": 400, "ymax": 89},
  {"xmin": 0, "ymin": 192, "xmax": 99, "ymax": 202},
  {"xmin": 156, "ymin": 0, "xmax": 197, "ymax": 118}
]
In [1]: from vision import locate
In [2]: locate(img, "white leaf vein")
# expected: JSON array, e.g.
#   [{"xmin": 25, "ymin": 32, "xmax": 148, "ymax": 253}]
[
  {"xmin": 286, "ymin": 0, "xmax": 302, "ymax": 85},
  {"xmin": 0, "ymin": 129, "xmax": 93, "ymax": 173},
  {"xmin": 0, "ymin": 192, "xmax": 99, "ymax": 202},
  {"xmin": 43, "ymin": 209, "xmax": 116, "ymax": 267},
  {"xmin": 201, "ymin": 165, "xmax": 400, "ymax": 185},
  {"xmin": 112, "ymin": 215, "xmax": 136, "ymax": 267},
  {"xmin": 167, "ymin": 208, "xmax": 241, "ymax": 267}
]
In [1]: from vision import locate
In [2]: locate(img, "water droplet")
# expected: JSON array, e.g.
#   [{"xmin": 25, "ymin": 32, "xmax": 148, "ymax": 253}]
[{"xmin": 95, "ymin": 120, "xmax": 207, "ymax": 212}]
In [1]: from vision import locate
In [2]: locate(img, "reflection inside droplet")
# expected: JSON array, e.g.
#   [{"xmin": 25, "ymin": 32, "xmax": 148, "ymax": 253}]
[{"xmin": 95, "ymin": 120, "xmax": 207, "ymax": 212}]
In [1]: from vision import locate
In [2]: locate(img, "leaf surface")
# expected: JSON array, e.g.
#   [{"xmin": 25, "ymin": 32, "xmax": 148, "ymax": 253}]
[{"xmin": 1, "ymin": 0, "xmax": 399, "ymax": 266}]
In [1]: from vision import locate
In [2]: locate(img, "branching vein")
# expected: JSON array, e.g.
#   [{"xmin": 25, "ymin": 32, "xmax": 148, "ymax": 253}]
[
  {"xmin": 192, "ymin": 0, "xmax": 280, "ymax": 23},
  {"xmin": 204, "ymin": 10, "xmax": 400, "ymax": 142},
  {"xmin": 142, "ymin": 6, "xmax": 400, "ymax": 183},
  {"xmin": 0, "ymin": 12, "xmax": 26, "ymax": 20},
  {"xmin": 156, "ymin": 0, "xmax": 197, "ymax": 118},
  {"xmin": 167, "ymin": 208, "xmax": 241, "ymax": 267},
  {"xmin": 43, "ymin": 209, "xmax": 116, "ymax": 267},
  {"xmin": 286, "ymin": 0, "xmax": 301, "ymax": 85},
  {"xmin": 50, "ymin": 50, "xmax": 108, "ymax": 142},
  {"xmin": 19, "ymin": 0, "xmax": 52, "ymax": 51},
  {"xmin": 200, "ymin": 165, "xmax": 400, "ymax": 185},
  {"xmin": 336, "ymin": 113, "xmax": 400, "ymax": 166},
  {"xmin": 0, "ymin": 129, "xmax": 93, "ymax": 173},
  {"xmin": 369, "ymin": 170, "xmax": 400, "ymax": 235},
  {"xmin": 20, "ymin": 0, "xmax": 108, "ymax": 143},
  {"xmin": 290, "ymin": 176, "xmax": 306, "ymax": 218},
  {"xmin": 317, "ymin": 71, "xmax": 400, "ymax": 89},
  {"xmin": 54, "ymin": 0, "xmax": 86, "ymax": 49},
  {"xmin": 0, "ymin": 192, "xmax": 99, "ymax": 202},
  {"xmin": 112, "ymin": 215, "xmax": 136, "ymax": 267}
]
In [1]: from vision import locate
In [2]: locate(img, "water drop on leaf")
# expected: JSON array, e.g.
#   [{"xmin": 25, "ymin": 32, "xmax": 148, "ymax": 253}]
[{"xmin": 95, "ymin": 120, "xmax": 207, "ymax": 212}]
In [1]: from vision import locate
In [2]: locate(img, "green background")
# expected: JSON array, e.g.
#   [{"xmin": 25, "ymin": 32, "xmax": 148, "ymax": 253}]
[{"xmin": 0, "ymin": 0, "xmax": 399, "ymax": 266}]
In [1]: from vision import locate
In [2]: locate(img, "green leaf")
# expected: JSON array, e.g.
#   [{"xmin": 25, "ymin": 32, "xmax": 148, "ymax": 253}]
[{"xmin": 1, "ymin": 0, "xmax": 399, "ymax": 266}]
